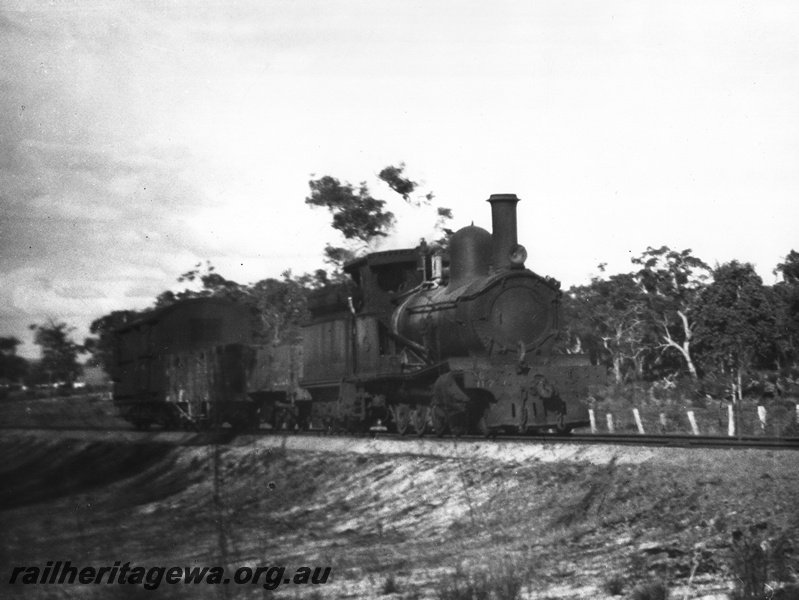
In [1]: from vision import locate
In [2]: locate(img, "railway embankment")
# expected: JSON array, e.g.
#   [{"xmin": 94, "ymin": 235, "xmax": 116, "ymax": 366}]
[{"xmin": 1, "ymin": 429, "xmax": 798, "ymax": 599}]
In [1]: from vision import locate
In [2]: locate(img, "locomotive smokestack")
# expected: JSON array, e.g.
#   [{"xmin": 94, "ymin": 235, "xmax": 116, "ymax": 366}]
[{"xmin": 487, "ymin": 193, "xmax": 523, "ymax": 270}]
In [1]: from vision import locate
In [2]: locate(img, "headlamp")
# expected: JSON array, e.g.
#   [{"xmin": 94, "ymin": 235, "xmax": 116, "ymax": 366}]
[{"xmin": 508, "ymin": 244, "xmax": 527, "ymax": 266}]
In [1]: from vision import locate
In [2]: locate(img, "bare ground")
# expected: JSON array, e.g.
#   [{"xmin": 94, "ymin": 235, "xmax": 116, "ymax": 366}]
[{"xmin": 1, "ymin": 428, "xmax": 798, "ymax": 600}]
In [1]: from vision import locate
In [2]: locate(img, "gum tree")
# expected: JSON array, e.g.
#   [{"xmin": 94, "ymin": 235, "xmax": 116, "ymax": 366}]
[
  {"xmin": 159, "ymin": 262, "xmax": 315, "ymax": 345},
  {"xmin": 769, "ymin": 250, "xmax": 799, "ymax": 371},
  {"xmin": 29, "ymin": 320, "xmax": 84, "ymax": 386},
  {"xmin": 564, "ymin": 272, "xmax": 649, "ymax": 383},
  {"xmin": 0, "ymin": 336, "xmax": 29, "ymax": 384},
  {"xmin": 632, "ymin": 246, "xmax": 711, "ymax": 380},
  {"xmin": 84, "ymin": 310, "xmax": 145, "ymax": 372},
  {"xmin": 693, "ymin": 261, "xmax": 776, "ymax": 426},
  {"xmin": 305, "ymin": 163, "xmax": 452, "ymax": 276}
]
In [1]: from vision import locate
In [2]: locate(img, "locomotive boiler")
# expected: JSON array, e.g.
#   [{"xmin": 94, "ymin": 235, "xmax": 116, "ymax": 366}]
[{"xmin": 302, "ymin": 194, "xmax": 603, "ymax": 436}]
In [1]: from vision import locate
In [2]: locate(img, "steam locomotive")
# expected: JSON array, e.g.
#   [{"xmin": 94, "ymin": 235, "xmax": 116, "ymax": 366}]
[{"xmin": 111, "ymin": 194, "xmax": 604, "ymax": 435}]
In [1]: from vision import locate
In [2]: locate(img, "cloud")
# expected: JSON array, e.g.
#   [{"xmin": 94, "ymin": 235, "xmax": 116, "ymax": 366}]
[
  {"xmin": 2, "ymin": 0, "xmax": 798, "ymax": 359},
  {"xmin": 0, "ymin": 4, "xmax": 229, "ymax": 356},
  {"xmin": 1, "ymin": 140, "xmax": 211, "ymax": 266}
]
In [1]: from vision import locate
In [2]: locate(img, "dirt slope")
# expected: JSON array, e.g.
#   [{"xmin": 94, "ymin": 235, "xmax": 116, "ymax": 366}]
[{"xmin": 1, "ymin": 431, "xmax": 797, "ymax": 599}]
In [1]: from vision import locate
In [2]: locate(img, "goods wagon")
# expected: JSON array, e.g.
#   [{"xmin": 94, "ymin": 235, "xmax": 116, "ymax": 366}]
[{"xmin": 111, "ymin": 297, "xmax": 308, "ymax": 430}]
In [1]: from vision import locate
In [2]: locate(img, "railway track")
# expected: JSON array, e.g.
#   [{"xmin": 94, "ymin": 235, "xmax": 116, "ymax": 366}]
[
  {"xmin": 2, "ymin": 424, "xmax": 798, "ymax": 450},
  {"xmin": 514, "ymin": 432, "xmax": 799, "ymax": 450}
]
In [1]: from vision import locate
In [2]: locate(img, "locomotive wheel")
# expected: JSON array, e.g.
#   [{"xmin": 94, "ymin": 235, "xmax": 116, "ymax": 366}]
[
  {"xmin": 394, "ymin": 404, "xmax": 411, "ymax": 436},
  {"xmin": 476, "ymin": 416, "xmax": 490, "ymax": 438},
  {"xmin": 430, "ymin": 404, "xmax": 448, "ymax": 437},
  {"xmin": 449, "ymin": 417, "xmax": 468, "ymax": 438},
  {"xmin": 555, "ymin": 409, "xmax": 572, "ymax": 435},
  {"xmin": 410, "ymin": 405, "xmax": 428, "ymax": 437}
]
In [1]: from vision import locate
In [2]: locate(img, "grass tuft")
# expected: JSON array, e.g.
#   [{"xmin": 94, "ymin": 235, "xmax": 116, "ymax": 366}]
[
  {"xmin": 491, "ymin": 556, "xmax": 529, "ymax": 600},
  {"xmin": 772, "ymin": 584, "xmax": 799, "ymax": 600},
  {"xmin": 382, "ymin": 573, "xmax": 400, "ymax": 595},
  {"xmin": 551, "ymin": 460, "xmax": 616, "ymax": 528},
  {"xmin": 435, "ymin": 556, "xmax": 531, "ymax": 600},
  {"xmin": 603, "ymin": 573, "xmax": 625, "ymax": 596},
  {"xmin": 770, "ymin": 529, "xmax": 797, "ymax": 584},
  {"xmin": 630, "ymin": 581, "xmax": 670, "ymax": 600},
  {"xmin": 730, "ymin": 525, "xmax": 770, "ymax": 600},
  {"xmin": 435, "ymin": 566, "xmax": 491, "ymax": 600}
]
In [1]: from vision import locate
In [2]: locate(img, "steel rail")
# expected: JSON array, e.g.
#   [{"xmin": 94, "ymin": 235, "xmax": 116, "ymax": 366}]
[{"xmin": 2, "ymin": 424, "xmax": 798, "ymax": 450}]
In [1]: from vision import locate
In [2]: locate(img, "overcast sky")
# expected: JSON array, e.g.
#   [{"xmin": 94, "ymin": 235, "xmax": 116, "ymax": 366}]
[{"xmin": 2, "ymin": 0, "xmax": 798, "ymax": 359}]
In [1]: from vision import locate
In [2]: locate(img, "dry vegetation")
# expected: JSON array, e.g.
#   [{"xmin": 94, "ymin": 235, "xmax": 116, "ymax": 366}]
[
  {"xmin": 589, "ymin": 379, "xmax": 799, "ymax": 438},
  {"xmin": 1, "ymin": 428, "xmax": 798, "ymax": 600},
  {"xmin": 0, "ymin": 393, "xmax": 125, "ymax": 430}
]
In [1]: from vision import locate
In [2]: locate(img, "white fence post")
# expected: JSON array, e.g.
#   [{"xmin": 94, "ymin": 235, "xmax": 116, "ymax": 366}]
[
  {"xmin": 757, "ymin": 405, "xmax": 767, "ymax": 433},
  {"xmin": 728, "ymin": 404, "xmax": 735, "ymax": 437},
  {"xmin": 589, "ymin": 409, "xmax": 597, "ymax": 434},
  {"xmin": 686, "ymin": 410, "xmax": 699, "ymax": 436},
  {"xmin": 633, "ymin": 408, "xmax": 645, "ymax": 434},
  {"xmin": 606, "ymin": 413, "xmax": 614, "ymax": 433}
]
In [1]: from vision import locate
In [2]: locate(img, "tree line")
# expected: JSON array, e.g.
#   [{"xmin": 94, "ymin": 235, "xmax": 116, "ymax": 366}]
[
  {"xmin": 2, "ymin": 164, "xmax": 797, "ymax": 409},
  {"xmin": 560, "ymin": 247, "xmax": 799, "ymax": 403}
]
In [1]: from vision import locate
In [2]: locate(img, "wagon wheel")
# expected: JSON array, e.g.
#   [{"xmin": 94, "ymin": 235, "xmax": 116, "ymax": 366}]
[
  {"xmin": 555, "ymin": 410, "xmax": 572, "ymax": 435},
  {"xmin": 394, "ymin": 403, "xmax": 411, "ymax": 436},
  {"xmin": 555, "ymin": 422, "xmax": 573, "ymax": 436},
  {"xmin": 248, "ymin": 405, "xmax": 262, "ymax": 432},
  {"xmin": 410, "ymin": 405, "xmax": 428, "ymax": 437},
  {"xmin": 273, "ymin": 408, "xmax": 287, "ymax": 432},
  {"xmin": 295, "ymin": 414, "xmax": 310, "ymax": 433},
  {"xmin": 345, "ymin": 415, "xmax": 363, "ymax": 435},
  {"xmin": 431, "ymin": 404, "xmax": 448, "ymax": 437},
  {"xmin": 319, "ymin": 416, "xmax": 334, "ymax": 435}
]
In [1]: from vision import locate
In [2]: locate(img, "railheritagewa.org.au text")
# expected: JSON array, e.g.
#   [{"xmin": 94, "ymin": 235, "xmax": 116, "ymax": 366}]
[{"xmin": 9, "ymin": 562, "xmax": 331, "ymax": 591}]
